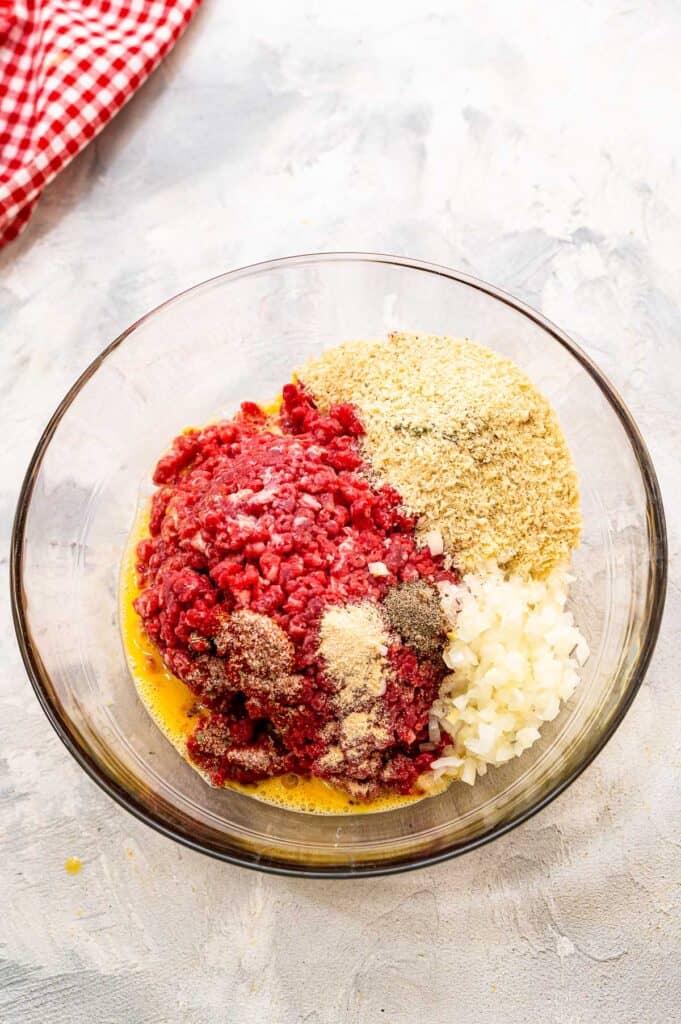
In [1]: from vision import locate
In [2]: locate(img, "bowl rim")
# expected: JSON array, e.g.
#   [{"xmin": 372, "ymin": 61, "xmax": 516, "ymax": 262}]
[{"xmin": 10, "ymin": 251, "xmax": 668, "ymax": 878}]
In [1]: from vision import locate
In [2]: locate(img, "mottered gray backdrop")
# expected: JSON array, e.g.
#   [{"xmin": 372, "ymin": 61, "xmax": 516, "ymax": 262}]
[{"xmin": 1, "ymin": 2, "xmax": 680, "ymax": 1022}]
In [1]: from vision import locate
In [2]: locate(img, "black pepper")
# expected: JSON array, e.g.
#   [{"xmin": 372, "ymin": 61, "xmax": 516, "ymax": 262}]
[{"xmin": 383, "ymin": 581, "xmax": 445, "ymax": 659}]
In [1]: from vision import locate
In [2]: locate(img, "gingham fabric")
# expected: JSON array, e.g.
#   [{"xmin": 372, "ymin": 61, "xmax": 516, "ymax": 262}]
[{"xmin": 0, "ymin": 0, "xmax": 200, "ymax": 247}]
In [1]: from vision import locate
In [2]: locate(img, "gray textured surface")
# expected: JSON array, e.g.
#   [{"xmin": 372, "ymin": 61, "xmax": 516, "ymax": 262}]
[{"xmin": 1, "ymin": 2, "xmax": 680, "ymax": 1022}]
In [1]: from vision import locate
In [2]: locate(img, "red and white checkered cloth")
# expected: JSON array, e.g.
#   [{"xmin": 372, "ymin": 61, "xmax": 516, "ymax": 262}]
[{"xmin": 0, "ymin": 0, "xmax": 200, "ymax": 247}]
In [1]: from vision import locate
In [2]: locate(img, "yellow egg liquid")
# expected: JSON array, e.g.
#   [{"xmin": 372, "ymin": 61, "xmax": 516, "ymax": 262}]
[{"xmin": 120, "ymin": 510, "xmax": 422, "ymax": 815}]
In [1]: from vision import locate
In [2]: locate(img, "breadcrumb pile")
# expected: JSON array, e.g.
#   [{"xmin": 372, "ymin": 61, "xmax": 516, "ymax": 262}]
[{"xmin": 300, "ymin": 332, "xmax": 581, "ymax": 577}]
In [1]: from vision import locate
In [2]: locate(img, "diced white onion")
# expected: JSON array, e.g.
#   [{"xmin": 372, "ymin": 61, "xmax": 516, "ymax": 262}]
[
  {"xmin": 428, "ymin": 716, "xmax": 441, "ymax": 745},
  {"xmin": 423, "ymin": 529, "xmax": 444, "ymax": 557},
  {"xmin": 420, "ymin": 564, "xmax": 589, "ymax": 790}
]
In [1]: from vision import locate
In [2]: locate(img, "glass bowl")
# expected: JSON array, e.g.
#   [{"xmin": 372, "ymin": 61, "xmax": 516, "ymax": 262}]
[{"xmin": 11, "ymin": 253, "xmax": 667, "ymax": 877}]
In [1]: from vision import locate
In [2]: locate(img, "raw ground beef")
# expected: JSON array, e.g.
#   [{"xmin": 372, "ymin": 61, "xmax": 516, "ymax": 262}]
[{"xmin": 134, "ymin": 383, "xmax": 456, "ymax": 798}]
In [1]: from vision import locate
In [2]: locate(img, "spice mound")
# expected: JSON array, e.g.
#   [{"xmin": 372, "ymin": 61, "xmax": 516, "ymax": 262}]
[
  {"xmin": 126, "ymin": 332, "xmax": 588, "ymax": 810},
  {"xmin": 300, "ymin": 332, "xmax": 581, "ymax": 576}
]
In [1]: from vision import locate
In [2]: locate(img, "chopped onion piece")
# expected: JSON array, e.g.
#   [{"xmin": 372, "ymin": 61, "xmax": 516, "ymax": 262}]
[
  {"xmin": 423, "ymin": 529, "xmax": 444, "ymax": 557},
  {"xmin": 427, "ymin": 564, "xmax": 588, "ymax": 786},
  {"xmin": 428, "ymin": 716, "xmax": 441, "ymax": 745}
]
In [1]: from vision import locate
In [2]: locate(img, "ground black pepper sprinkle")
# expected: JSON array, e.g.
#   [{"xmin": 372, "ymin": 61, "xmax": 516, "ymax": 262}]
[{"xmin": 383, "ymin": 580, "xmax": 445, "ymax": 658}]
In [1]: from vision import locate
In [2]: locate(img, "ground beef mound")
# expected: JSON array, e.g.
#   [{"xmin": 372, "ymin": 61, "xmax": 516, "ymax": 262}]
[{"xmin": 134, "ymin": 383, "xmax": 455, "ymax": 798}]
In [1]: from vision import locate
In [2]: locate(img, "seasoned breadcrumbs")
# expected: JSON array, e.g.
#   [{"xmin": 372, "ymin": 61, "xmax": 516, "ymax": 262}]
[{"xmin": 300, "ymin": 332, "xmax": 581, "ymax": 576}]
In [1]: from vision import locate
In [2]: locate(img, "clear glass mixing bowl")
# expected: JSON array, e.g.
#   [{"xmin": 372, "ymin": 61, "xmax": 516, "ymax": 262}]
[{"xmin": 11, "ymin": 253, "xmax": 667, "ymax": 877}]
